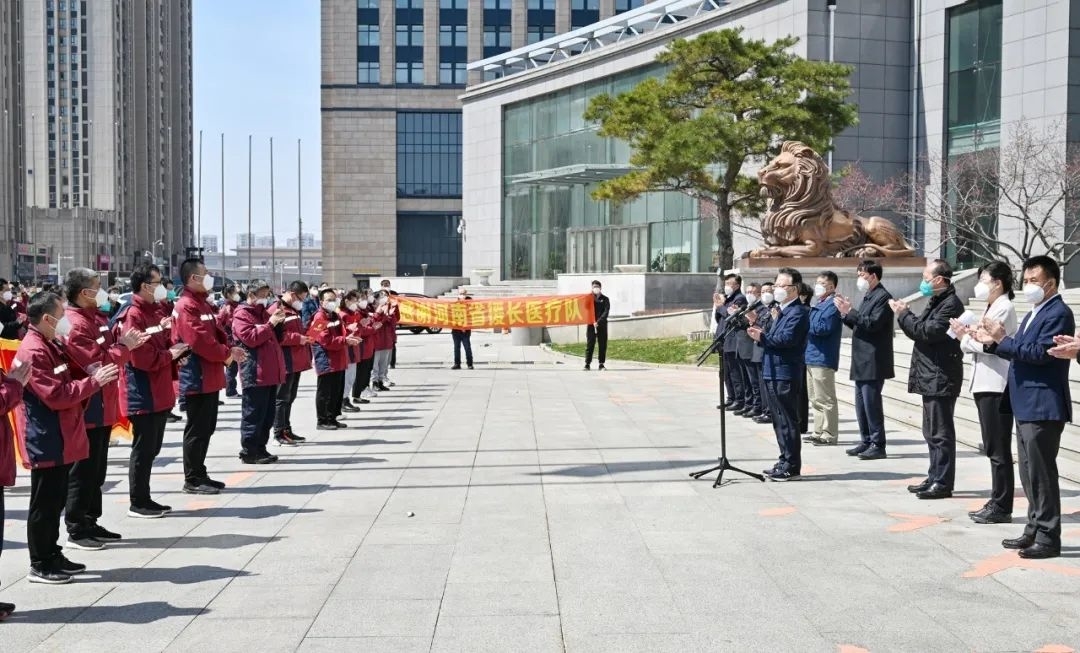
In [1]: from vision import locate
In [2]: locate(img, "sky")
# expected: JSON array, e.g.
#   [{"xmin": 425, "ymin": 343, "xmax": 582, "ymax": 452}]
[{"xmin": 192, "ymin": 0, "xmax": 320, "ymax": 252}]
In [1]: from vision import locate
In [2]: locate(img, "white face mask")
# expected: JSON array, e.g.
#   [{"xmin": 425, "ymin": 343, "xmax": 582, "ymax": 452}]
[
  {"xmin": 359, "ymin": 299, "xmax": 369, "ymax": 309},
  {"xmin": 378, "ymin": 296, "xmax": 388, "ymax": 306},
  {"xmin": 2, "ymin": 291, "xmax": 11, "ymax": 302},
  {"xmin": 323, "ymin": 300, "xmax": 338, "ymax": 312},
  {"xmin": 745, "ymin": 293, "xmax": 758, "ymax": 305},
  {"xmin": 773, "ymin": 287, "xmax": 789, "ymax": 304},
  {"xmin": 201, "ymin": 274, "xmax": 215, "ymax": 292},
  {"xmin": 856, "ymin": 277, "xmax": 870, "ymax": 293},
  {"xmin": 723, "ymin": 286, "xmax": 735, "ymax": 297},
  {"xmin": 972, "ymin": 282, "xmax": 991, "ymax": 301},
  {"xmin": 291, "ymin": 299, "xmax": 304, "ymax": 311},
  {"xmin": 92, "ymin": 288, "xmax": 109, "ymax": 307},
  {"xmin": 231, "ymin": 294, "xmax": 240, "ymax": 303},
  {"xmin": 347, "ymin": 302, "xmax": 358, "ymax": 311},
  {"xmin": 813, "ymin": 284, "xmax": 827, "ymax": 298},
  {"xmin": 1022, "ymin": 283, "xmax": 1046, "ymax": 305},
  {"xmin": 761, "ymin": 292, "xmax": 774, "ymax": 305},
  {"xmin": 153, "ymin": 284, "xmax": 167, "ymax": 302},
  {"xmin": 53, "ymin": 314, "xmax": 72, "ymax": 338},
  {"xmin": 591, "ymin": 287, "xmax": 600, "ymax": 295}
]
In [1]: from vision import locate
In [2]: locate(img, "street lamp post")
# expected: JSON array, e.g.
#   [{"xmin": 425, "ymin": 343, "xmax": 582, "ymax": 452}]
[{"xmin": 30, "ymin": 111, "xmax": 37, "ymax": 285}]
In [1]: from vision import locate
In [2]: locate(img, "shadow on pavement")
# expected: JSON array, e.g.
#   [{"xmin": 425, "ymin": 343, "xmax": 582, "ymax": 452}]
[
  {"xmin": 269, "ymin": 456, "xmax": 388, "ymax": 466},
  {"xmin": 86, "ymin": 565, "xmax": 251, "ymax": 584},
  {"xmin": 802, "ymin": 470, "xmax": 934, "ymax": 482},
  {"xmin": 529, "ymin": 459, "xmax": 720, "ymax": 477},
  {"xmin": 6, "ymin": 602, "xmax": 206, "ymax": 625},
  {"xmin": 167, "ymin": 505, "xmax": 321, "ymax": 519},
  {"xmin": 106, "ymin": 534, "xmax": 280, "ymax": 550}
]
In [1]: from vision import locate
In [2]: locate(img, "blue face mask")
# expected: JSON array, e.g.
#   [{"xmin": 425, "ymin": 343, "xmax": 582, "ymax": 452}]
[
  {"xmin": 99, "ymin": 302, "xmax": 112, "ymax": 313},
  {"xmin": 166, "ymin": 289, "xmax": 177, "ymax": 302},
  {"xmin": 919, "ymin": 280, "xmax": 934, "ymax": 297}
]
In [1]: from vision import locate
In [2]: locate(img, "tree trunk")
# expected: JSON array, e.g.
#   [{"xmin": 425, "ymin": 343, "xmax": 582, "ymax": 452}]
[{"xmin": 715, "ymin": 205, "xmax": 735, "ymax": 275}]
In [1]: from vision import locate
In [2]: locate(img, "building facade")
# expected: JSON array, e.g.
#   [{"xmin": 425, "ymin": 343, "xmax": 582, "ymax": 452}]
[
  {"xmin": 460, "ymin": 0, "xmax": 1080, "ymax": 283},
  {"xmin": 0, "ymin": 0, "xmax": 28, "ymax": 280},
  {"xmin": 320, "ymin": 0, "xmax": 652, "ymax": 288},
  {"xmin": 12, "ymin": 0, "xmax": 193, "ymax": 283}
]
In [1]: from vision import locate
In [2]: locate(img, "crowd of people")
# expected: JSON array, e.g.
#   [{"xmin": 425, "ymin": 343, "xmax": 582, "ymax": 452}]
[
  {"xmin": 716, "ymin": 256, "xmax": 1079, "ymax": 560},
  {"xmin": 0, "ymin": 260, "xmax": 411, "ymax": 616}
]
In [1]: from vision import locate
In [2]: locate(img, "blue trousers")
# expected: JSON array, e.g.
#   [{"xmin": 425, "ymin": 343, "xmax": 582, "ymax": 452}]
[
  {"xmin": 854, "ymin": 379, "xmax": 887, "ymax": 447},
  {"xmin": 765, "ymin": 376, "xmax": 802, "ymax": 472},
  {"xmin": 240, "ymin": 385, "xmax": 276, "ymax": 455},
  {"xmin": 225, "ymin": 361, "xmax": 239, "ymax": 396}
]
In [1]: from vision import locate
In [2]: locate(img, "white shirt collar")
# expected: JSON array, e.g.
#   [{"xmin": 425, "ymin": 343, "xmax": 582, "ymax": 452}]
[{"xmin": 780, "ymin": 298, "xmax": 799, "ymax": 311}]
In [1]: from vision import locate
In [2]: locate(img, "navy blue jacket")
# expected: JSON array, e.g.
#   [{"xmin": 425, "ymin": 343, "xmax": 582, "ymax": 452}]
[
  {"xmin": 995, "ymin": 293, "xmax": 1075, "ymax": 423},
  {"xmin": 805, "ymin": 294, "xmax": 842, "ymax": 370},
  {"xmin": 761, "ymin": 301, "xmax": 810, "ymax": 380},
  {"xmin": 716, "ymin": 291, "xmax": 747, "ymax": 353}
]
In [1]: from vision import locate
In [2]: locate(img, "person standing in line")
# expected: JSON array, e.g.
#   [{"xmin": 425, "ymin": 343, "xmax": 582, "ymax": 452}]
[
  {"xmin": 232, "ymin": 279, "xmax": 286, "ymax": 464},
  {"xmin": 0, "ymin": 278, "xmax": 26, "ymax": 339},
  {"xmin": 715, "ymin": 274, "xmax": 745, "ymax": 400},
  {"xmin": 451, "ymin": 290, "xmax": 474, "ymax": 370},
  {"xmin": 60, "ymin": 268, "xmax": 150, "ymax": 550},
  {"xmin": 117, "ymin": 264, "xmax": 189, "ymax": 518},
  {"xmin": 301, "ymin": 286, "xmax": 321, "ymax": 330},
  {"xmin": 950, "ymin": 261, "xmax": 1017, "ymax": 524},
  {"xmin": 309, "ymin": 288, "xmax": 359, "ymax": 430},
  {"xmin": 370, "ymin": 291, "xmax": 398, "ymax": 391},
  {"xmin": 976, "ymin": 255, "xmax": 1074, "ymax": 559},
  {"xmin": 748, "ymin": 267, "xmax": 810, "ymax": 481},
  {"xmin": 380, "ymin": 279, "xmax": 398, "ymax": 372},
  {"xmin": 173, "ymin": 258, "xmax": 247, "ymax": 496},
  {"xmin": 351, "ymin": 290, "xmax": 378, "ymax": 404},
  {"xmin": 217, "ymin": 283, "xmax": 241, "ymax": 399},
  {"xmin": 339, "ymin": 291, "xmax": 363, "ymax": 413},
  {"xmin": 805, "ymin": 271, "xmax": 842, "ymax": 446},
  {"xmin": 0, "ymin": 355, "xmax": 30, "ymax": 613},
  {"xmin": 14, "ymin": 291, "xmax": 120, "ymax": 584},
  {"xmin": 893, "ymin": 259, "xmax": 965, "ymax": 500},
  {"xmin": 585, "ymin": 280, "xmax": 611, "ymax": 371},
  {"xmin": 271, "ymin": 281, "xmax": 312, "ymax": 446},
  {"xmin": 749, "ymin": 282, "xmax": 776, "ymax": 424},
  {"xmin": 834, "ymin": 260, "xmax": 895, "ymax": 459},
  {"xmin": 733, "ymin": 283, "xmax": 762, "ymax": 417},
  {"xmin": 795, "ymin": 281, "xmax": 812, "ymax": 434}
]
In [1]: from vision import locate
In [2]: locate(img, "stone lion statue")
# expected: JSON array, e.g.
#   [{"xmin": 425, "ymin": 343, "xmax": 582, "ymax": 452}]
[{"xmin": 747, "ymin": 140, "xmax": 916, "ymax": 258}]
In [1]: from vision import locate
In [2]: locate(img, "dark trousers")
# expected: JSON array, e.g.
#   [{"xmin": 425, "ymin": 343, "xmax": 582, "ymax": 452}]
[
  {"xmin": 28, "ymin": 464, "xmax": 71, "ymax": 568},
  {"xmin": 316, "ymin": 371, "xmax": 345, "ymax": 423},
  {"xmin": 765, "ymin": 376, "xmax": 801, "ymax": 471},
  {"xmin": 742, "ymin": 358, "xmax": 761, "ymax": 411},
  {"xmin": 1, "ymin": 489, "xmax": 5, "ymax": 562},
  {"xmin": 756, "ymin": 363, "xmax": 770, "ymax": 416},
  {"xmin": 65, "ymin": 425, "xmax": 111, "ymax": 535},
  {"xmin": 241, "ymin": 385, "xmax": 277, "ymax": 455},
  {"xmin": 129, "ymin": 411, "xmax": 168, "ymax": 507},
  {"xmin": 390, "ymin": 345, "xmax": 396, "ymax": 369},
  {"xmin": 921, "ymin": 395, "xmax": 957, "ymax": 488},
  {"xmin": 1016, "ymin": 420, "xmax": 1064, "ymax": 547},
  {"xmin": 586, "ymin": 322, "xmax": 608, "ymax": 366},
  {"xmin": 183, "ymin": 391, "xmax": 219, "ymax": 484},
  {"xmin": 274, "ymin": 372, "xmax": 302, "ymax": 434},
  {"xmin": 854, "ymin": 379, "xmax": 886, "ymax": 447},
  {"xmin": 797, "ymin": 377, "xmax": 809, "ymax": 434},
  {"xmin": 225, "ymin": 360, "xmax": 239, "ymax": 396},
  {"xmin": 452, "ymin": 330, "xmax": 473, "ymax": 366},
  {"xmin": 974, "ymin": 392, "xmax": 1014, "ymax": 513},
  {"xmin": 354, "ymin": 357, "xmax": 374, "ymax": 398},
  {"xmin": 722, "ymin": 352, "xmax": 744, "ymax": 403}
]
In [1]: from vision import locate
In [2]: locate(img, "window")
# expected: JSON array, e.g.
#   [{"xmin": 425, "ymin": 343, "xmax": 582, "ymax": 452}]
[
  {"xmin": 571, "ymin": 0, "xmax": 599, "ymax": 29},
  {"xmin": 439, "ymin": 24, "xmax": 466, "ymax": 47},
  {"xmin": 528, "ymin": 25, "xmax": 555, "ymax": 43},
  {"xmin": 484, "ymin": 0, "xmax": 511, "ymax": 8},
  {"xmin": 615, "ymin": 0, "xmax": 645, "ymax": 11},
  {"xmin": 358, "ymin": 24, "xmax": 379, "ymax": 46},
  {"xmin": 396, "ymin": 213, "xmax": 463, "ymax": 277},
  {"xmin": 396, "ymin": 112, "xmax": 462, "ymax": 197},
  {"xmin": 396, "ymin": 24, "xmax": 423, "ymax": 46},
  {"xmin": 439, "ymin": 62, "xmax": 467, "ymax": 85},
  {"xmin": 395, "ymin": 62, "xmax": 424, "ymax": 84},
  {"xmin": 358, "ymin": 61, "xmax": 379, "ymax": 84},
  {"xmin": 439, "ymin": 0, "xmax": 467, "ymax": 7},
  {"xmin": 572, "ymin": 0, "xmax": 599, "ymax": 8},
  {"xmin": 528, "ymin": 0, "xmax": 555, "ymax": 8},
  {"xmin": 395, "ymin": 0, "xmax": 422, "ymax": 7},
  {"xmin": 357, "ymin": 0, "xmax": 378, "ymax": 6},
  {"xmin": 357, "ymin": 2, "xmax": 380, "ymax": 84},
  {"xmin": 484, "ymin": 25, "xmax": 511, "ymax": 48}
]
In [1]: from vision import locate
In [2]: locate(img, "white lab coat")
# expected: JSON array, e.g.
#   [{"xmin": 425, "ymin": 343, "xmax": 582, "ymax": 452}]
[{"xmin": 959, "ymin": 294, "xmax": 1017, "ymax": 394}]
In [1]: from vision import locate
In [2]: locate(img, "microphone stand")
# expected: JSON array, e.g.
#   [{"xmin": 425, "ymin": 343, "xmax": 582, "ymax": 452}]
[{"xmin": 690, "ymin": 314, "xmax": 765, "ymax": 487}]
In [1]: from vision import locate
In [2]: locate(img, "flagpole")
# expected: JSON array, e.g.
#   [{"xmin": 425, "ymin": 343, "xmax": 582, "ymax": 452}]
[
  {"xmin": 269, "ymin": 136, "xmax": 276, "ymax": 289},
  {"xmin": 220, "ymin": 132, "xmax": 225, "ymax": 283},
  {"xmin": 297, "ymin": 138, "xmax": 302, "ymax": 286},
  {"xmin": 247, "ymin": 134, "xmax": 253, "ymax": 284},
  {"xmin": 196, "ymin": 129, "xmax": 202, "ymax": 256}
]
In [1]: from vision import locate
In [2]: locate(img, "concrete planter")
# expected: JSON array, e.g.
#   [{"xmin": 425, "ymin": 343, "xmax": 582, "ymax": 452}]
[{"xmin": 472, "ymin": 268, "xmax": 494, "ymax": 286}]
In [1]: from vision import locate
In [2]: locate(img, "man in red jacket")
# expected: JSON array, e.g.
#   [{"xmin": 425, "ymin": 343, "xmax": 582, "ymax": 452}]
[
  {"xmin": 233, "ymin": 279, "xmax": 287, "ymax": 463},
  {"xmin": 14, "ymin": 291, "xmax": 120, "ymax": 584},
  {"xmin": 173, "ymin": 258, "xmax": 246, "ymax": 495},
  {"xmin": 370, "ymin": 291, "xmax": 398, "ymax": 392},
  {"xmin": 350, "ymin": 289, "xmax": 378, "ymax": 404},
  {"xmin": 217, "ymin": 283, "xmax": 241, "ymax": 398},
  {"xmin": 118, "ymin": 264, "xmax": 190, "ymax": 518},
  {"xmin": 272, "ymin": 281, "xmax": 313, "ymax": 445},
  {"xmin": 60, "ymin": 268, "xmax": 149, "ymax": 550},
  {"xmin": 0, "ymin": 359, "xmax": 31, "ymax": 616},
  {"xmin": 308, "ymin": 288, "xmax": 359, "ymax": 430}
]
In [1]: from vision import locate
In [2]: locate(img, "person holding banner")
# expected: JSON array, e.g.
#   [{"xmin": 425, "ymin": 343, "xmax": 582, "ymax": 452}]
[
  {"xmin": 271, "ymin": 281, "xmax": 312, "ymax": 446},
  {"xmin": 0, "ymin": 356, "xmax": 30, "ymax": 616},
  {"xmin": 451, "ymin": 290, "xmax": 474, "ymax": 370},
  {"xmin": 15, "ymin": 291, "xmax": 121, "ymax": 584},
  {"xmin": 117, "ymin": 264, "xmax": 189, "ymax": 518},
  {"xmin": 61, "ymin": 268, "xmax": 150, "ymax": 550}
]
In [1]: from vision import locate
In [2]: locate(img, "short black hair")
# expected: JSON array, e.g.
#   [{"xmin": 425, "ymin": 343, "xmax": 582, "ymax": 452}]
[
  {"xmin": 723, "ymin": 274, "xmax": 741, "ymax": 285},
  {"xmin": 1023, "ymin": 255, "xmax": 1061, "ymax": 285},
  {"xmin": 288, "ymin": 280, "xmax": 309, "ymax": 295},
  {"xmin": 162, "ymin": 278, "xmax": 174, "ymax": 288},
  {"xmin": 28, "ymin": 290, "xmax": 62, "ymax": 326},
  {"xmin": 0, "ymin": 278, "xmax": 7, "ymax": 286},
  {"xmin": 818, "ymin": 271, "xmax": 838, "ymax": 287},
  {"xmin": 930, "ymin": 258, "xmax": 953, "ymax": 280},
  {"xmin": 857, "ymin": 259, "xmax": 883, "ymax": 280},
  {"xmin": 778, "ymin": 267, "xmax": 802, "ymax": 284},
  {"xmin": 798, "ymin": 282, "xmax": 813, "ymax": 298},
  {"xmin": 761, "ymin": 281, "xmax": 774, "ymax": 289},
  {"xmin": 979, "ymin": 260, "xmax": 1015, "ymax": 300},
  {"xmin": 180, "ymin": 258, "xmax": 204, "ymax": 284},
  {"xmin": 318, "ymin": 287, "xmax": 337, "ymax": 301},
  {"xmin": 746, "ymin": 282, "xmax": 762, "ymax": 292},
  {"xmin": 223, "ymin": 283, "xmax": 237, "ymax": 296},
  {"xmin": 344, "ymin": 290, "xmax": 360, "ymax": 301},
  {"xmin": 591, "ymin": 280, "xmax": 602, "ymax": 288},
  {"xmin": 130, "ymin": 263, "xmax": 161, "ymax": 294}
]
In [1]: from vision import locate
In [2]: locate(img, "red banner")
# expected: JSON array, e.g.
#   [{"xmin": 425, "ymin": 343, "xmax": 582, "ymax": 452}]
[{"xmin": 397, "ymin": 294, "xmax": 596, "ymax": 330}]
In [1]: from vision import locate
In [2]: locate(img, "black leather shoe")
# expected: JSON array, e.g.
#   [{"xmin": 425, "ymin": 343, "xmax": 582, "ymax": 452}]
[
  {"xmin": 1018, "ymin": 542, "xmax": 1060, "ymax": 559},
  {"xmin": 725, "ymin": 403, "xmax": 745, "ymax": 412},
  {"xmin": 916, "ymin": 483, "xmax": 952, "ymax": 500},
  {"xmin": 1002, "ymin": 534, "xmax": 1036, "ymax": 550},
  {"xmin": 970, "ymin": 508, "xmax": 1012, "ymax": 524},
  {"xmin": 968, "ymin": 501, "xmax": 992, "ymax": 517},
  {"xmin": 857, "ymin": 445, "xmax": 887, "ymax": 460},
  {"xmin": 341, "ymin": 404, "xmax": 360, "ymax": 414},
  {"xmin": 752, "ymin": 414, "xmax": 773, "ymax": 424},
  {"xmin": 801, "ymin": 434, "xmax": 816, "ymax": 443},
  {"xmin": 846, "ymin": 443, "xmax": 870, "ymax": 456},
  {"xmin": 734, "ymin": 406, "xmax": 756, "ymax": 417},
  {"xmin": 907, "ymin": 479, "xmax": 931, "ymax": 494}
]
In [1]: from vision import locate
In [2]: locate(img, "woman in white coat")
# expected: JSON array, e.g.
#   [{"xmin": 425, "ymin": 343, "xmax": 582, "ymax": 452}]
[{"xmin": 951, "ymin": 261, "xmax": 1018, "ymax": 525}]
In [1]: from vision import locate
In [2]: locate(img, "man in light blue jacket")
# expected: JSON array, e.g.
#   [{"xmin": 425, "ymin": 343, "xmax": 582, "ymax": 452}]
[{"xmin": 805, "ymin": 271, "xmax": 842, "ymax": 446}]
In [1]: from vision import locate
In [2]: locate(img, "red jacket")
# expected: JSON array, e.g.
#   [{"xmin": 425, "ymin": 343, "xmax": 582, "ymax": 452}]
[
  {"xmin": 118, "ymin": 295, "xmax": 176, "ymax": 415},
  {"xmin": 357, "ymin": 308, "xmax": 378, "ymax": 360},
  {"xmin": 340, "ymin": 306, "xmax": 363, "ymax": 364},
  {"xmin": 217, "ymin": 299, "xmax": 239, "ymax": 344},
  {"xmin": 0, "ymin": 374, "xmax": 24, "ymax": 486},
  {"xmin": 270, "ymin": 300, "xmax": 312, "ymax": 373},
  {"xmin": 14, "ymin": 327, "xmax": 102, "ymax": 469},
  {"xmin": 173, "ymin": 287, "xmax": 231, "ymax": 395},
  {"xmin": 308, "ymin": 308, "xmax": 349, "ymax": 375},
  {"xmin": 64, "ymin": 304, "xmax": 132, "ymax": 428},
  {"xmin": 372, "ymin": 304, "xmax": 398, "ymax": 351},
  {"xmin": 232, "ymin": 302, "xmax": 286, "ymax": 388}
]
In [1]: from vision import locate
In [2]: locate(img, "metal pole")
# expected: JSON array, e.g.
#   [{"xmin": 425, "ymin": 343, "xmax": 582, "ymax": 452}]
[
  {"xmin": 30, "ymin": 112, "xmax": 36, "ymax": 284},
  {"xmin": 269, "ymin": 136, "xmax": 276, "ymax": 283},
  {"xmin": 297, "ymin": 138, "xmax": 302, "ymax": 285},
  {"xmin": 196, "ymin": 129, "xmax": 202, "ymax": 254},
  {"xmin": 89, "ymin": 118, "xmax": 94, "ymax": 270},
  {"xmin": 910, "ymin": 0, "xmax": 922, "ymax": 248},
  {"xmin": 826, "ymin": 0, "xmax": 836, "ymax": 172},
  {"xmin": 220, "ymin": 132, "xmax": 225, "ymax": 282},
  {"xmin": 247, "ymin": 134, "xmax": 253, "ymax": 283}
]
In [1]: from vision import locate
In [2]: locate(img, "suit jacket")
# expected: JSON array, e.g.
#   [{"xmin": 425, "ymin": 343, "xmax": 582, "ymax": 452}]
[
  {"xmin": 751, "ymin": 302, "xmax": 774, "ymax": 364},
  {"xmin": 761, "ymin": 301, "xmax": 810, "ymax": 381},
  {"xmin": 716, "ymin": 292, "xmax": 747, "ymax": 354},
  {"xmin": 841, "ymin": 283, "xmax": 895, "ymax": 381},
  {"xmin": 959, "ymin": 295, "xmax": 1017, "ymax": 394},
  {"xmin": 995, "ymin": 293, "xmax": 1075, "ymax": 423},
  {"xmin": 897, "ymin": 284, "xmax": 965, "ymax": 397}
]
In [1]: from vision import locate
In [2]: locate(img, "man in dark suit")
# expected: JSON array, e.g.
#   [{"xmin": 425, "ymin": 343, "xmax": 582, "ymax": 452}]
[
  {"xmin": 734, "ymin": 282, "xmax": 762, "ymax": 417},
  {"xmin": 715, "ymin": 274, "xmax": 747, "ymax": 410},
  {"xmin": 893, "ymin": 259, "xmax": 965, "ymax": 499},
  {"xmin": 977, "ymin": 256, "xmax": 1074, "ymax": 559},
  {"xmin": 748, "ymin": 267, "xmax": 810, "ymax": 481},
  {"xmin": 749, "ymin": 282, "xmax": 775, "ymax": 423},
  {"xmin": 835, "ymin": 260, "xmax": 895, "ymax": 459}
]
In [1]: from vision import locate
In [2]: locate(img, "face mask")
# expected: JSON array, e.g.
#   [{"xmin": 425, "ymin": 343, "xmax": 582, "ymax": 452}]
[
  {"xmin": 813, "ymin": 284, "xmax": 827, "ymax": 298},
  {"xmin": 291, "ymin": 299, "xmax": 304, "ymax": 311},
  {"xmin": 773, "ymin": 287, "xmax": 789, "ymax": 304},
  {"xmin": 973, "ymin": 282, "xmax": 991, "ymax": 301},
  {"xmin": 1022, "ymin": 283, "xmax": 1045, "ymax": 305},
  {"xmin": 347, "ymin": 302, "xmax": 358, "ymax": 311},
  {"xmin": 152, "ymin": 284, "xmax": 168, "ymax": 302},
  {"xmin": 53, "ymin": 314, "xmax": 72, "ymax": 338},
  {"xmin": 856, "ymin": 277, "xmax": 870, "ymax": 293},
  {"xmin": 919, "ymin": 279, "xmax": 934, "ymax": 297},
  {"xmin": 745, "ymin": 293, "xmax": 758, "ymax": 305},
  {"xmin": 723, "ymin": 286, "xmax": 734, "ymax": 297},
  {"xmin": 323, "ymin": 300, "xmax": 338, "ymax": 312},
  {"xmin": 87, "ymin": 287, "xmax": 109, "ymax": 308},
  {"xmin": 166, "ymin": 289, "xmax": 177, "ymax": 302},
  {"xmin": 591, "ymin": 288, "xmax": 600, "ymax": 295},
  {"xmin": 231, "ymin": 294, "xmax": 240, "ymax": 303},
  {"xmin": 378, "ymin": 296, "xmax": 388, "ymax": 306},
  {"xmin": 99, "ymin": 302, "xmax": 112, "ymax": 313},
  {"xmin": 761, "ymin": 292, "xmax": 774, "ymax": 305},
  {"xmin": 359, "ymin": 299, "xmax": 369, "ymax": 309},
  {"xmin": 109, "ymin": 293, "xmax": 120, "ymax": 303},
  {"xmin": 201, "ymin": 274, "xmax": 214, "ymax": 292},
  {"xmin": 2, "ymin": 291, "xmax": 12, "ymax": 302}
]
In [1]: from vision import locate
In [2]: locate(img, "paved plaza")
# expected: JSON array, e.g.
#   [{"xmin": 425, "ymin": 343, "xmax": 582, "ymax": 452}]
[{"xmin": 1, "ymin": 331, "xmax": 1078, "ymax": 652}]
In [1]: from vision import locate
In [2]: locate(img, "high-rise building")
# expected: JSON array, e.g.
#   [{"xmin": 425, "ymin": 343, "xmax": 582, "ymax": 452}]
[
  {"xmin": 320, "ymin": 0, "xmax": 643, "ymax": 287},
  {"xmin": 1, "ymin": 0, "xmax": 28, "ymax": 279},
  {"xmin": 200, "ymin": 234, "xmax": 219, "ymax": 254},
  {"xmin": 17, "ymin": 0, "xmax": 192, "ymax": 281}
]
